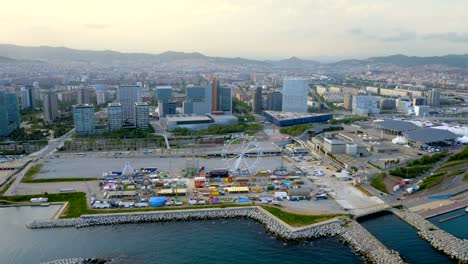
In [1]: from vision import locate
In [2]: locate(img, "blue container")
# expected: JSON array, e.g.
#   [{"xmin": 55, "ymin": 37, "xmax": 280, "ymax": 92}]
[
  {"xmin": 149, "ymin": 196, "xmax": 166, "ymax": 207},
  {"xmin": 238, "ymin": 197, "xmax": 249, "ymax": 203}
]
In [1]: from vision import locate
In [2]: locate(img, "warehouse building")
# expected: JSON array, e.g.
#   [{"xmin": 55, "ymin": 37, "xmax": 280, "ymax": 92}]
[
  {"xmin": 163, "ymin": 114, "xmax": 238, "ymax": 131},
  {"xmin": 263, "ymin": 111, "xmax": 333, "ymax": 127},
  {"xmin": 374, "ymin": 120, "xmax": 420, "ymax": 136},
  {"xmin": 403, "ymin": 128, "xmax": 458, "ymax": 148}
]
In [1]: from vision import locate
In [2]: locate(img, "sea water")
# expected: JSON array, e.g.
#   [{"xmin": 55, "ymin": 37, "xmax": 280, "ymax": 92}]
[{"xmin": 0, "ymin": 206, "xmax": 363, "ymax": 264}]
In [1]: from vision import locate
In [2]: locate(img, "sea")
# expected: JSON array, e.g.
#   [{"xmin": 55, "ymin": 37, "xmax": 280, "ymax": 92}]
[
  {"xmin": 0, "ymin": 206, "xmax": 363, "ymax": 264},
  {"xmin": 428, "ymin": 208, "xmax": 467, "ymax": 239},
  {"xmin": 359, "ymin": 211, "xmax": 458, "ymax": 264}
]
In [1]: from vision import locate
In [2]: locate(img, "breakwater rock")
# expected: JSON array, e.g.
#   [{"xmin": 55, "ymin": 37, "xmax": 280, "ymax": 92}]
[
  {"xmin": 42, "ymin": 258, "xmax": 109, "ymax": 264},
  {"xmin": 28, "ymin": 207, "xmax": 405, "ymax": 264},
  {"xmin": 390, "ymin": 208, "xmax": 468, "ymax": 262}
]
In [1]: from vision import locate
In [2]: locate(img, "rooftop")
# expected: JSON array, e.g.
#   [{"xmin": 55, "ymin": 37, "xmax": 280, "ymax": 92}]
[
  {"xmin": 403, "ymin": 128, "xmax": 458, "ymax": 143},
  {"xmin": 374, "ymin": 120, "xmax": 420, "ymax": 132},
  {"xmin": 264, "ymin": 111, "xmax": 331, "ymax": 121},
  {"xmin": 165, "ymin": 114, "xmax": 212, "ymax": 122}
]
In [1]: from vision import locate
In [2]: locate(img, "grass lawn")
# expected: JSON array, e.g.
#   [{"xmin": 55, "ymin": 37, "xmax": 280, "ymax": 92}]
[
  {"xmin": 261, "ymin": 206, "xmax": 347, "ymax": 227},
  {"xmin": 370, "ymin": 173, "xmax": 388, "ymax": 193},
  {"xmin": 0, "ymin": 192, "xmax": 252, "ymax": 218},
  {"xmin": 23, "ymin": 163, "xmax": 43, "ymax": 180},
  {"xmin": 0, "ymin": 179, "xmax": 15, "ymax": 195},
  {"xmin": 23, "ymin": 178, "xmax": 99, "ymax": 183}
]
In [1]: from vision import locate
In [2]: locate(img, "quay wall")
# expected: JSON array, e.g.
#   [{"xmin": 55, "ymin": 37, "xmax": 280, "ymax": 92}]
[
  {"xmin": 28, "ymin": 206, "xmax": 404, "ymax": 264},
  {"xmin": 390, "ymin": 208, "xmax": 468, "ymax": 262}
]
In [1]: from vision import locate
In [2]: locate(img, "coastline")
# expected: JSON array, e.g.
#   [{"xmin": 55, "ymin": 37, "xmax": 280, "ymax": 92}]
[{"xmin": 27, "ymin": 206, "xmax": 404, "ymax": 264}]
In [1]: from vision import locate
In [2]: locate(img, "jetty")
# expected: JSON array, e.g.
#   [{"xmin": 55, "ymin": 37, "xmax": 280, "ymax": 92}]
[{"xmin": 390, "ymin": 207, "xmax": 468, "ymax": 263}]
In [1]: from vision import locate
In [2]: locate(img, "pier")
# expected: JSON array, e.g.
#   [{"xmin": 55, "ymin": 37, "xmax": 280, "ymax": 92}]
[{"xmin": 416, "ymin": 199, "xmax": 468, "ymax": 219}]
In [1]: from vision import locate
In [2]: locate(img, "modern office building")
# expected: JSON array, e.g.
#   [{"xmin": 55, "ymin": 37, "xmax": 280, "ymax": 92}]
[
  {"xmin": 412, "ymin": 97, "xmax": 426, "ymax": 106},
  {"xmin": 352, "ymin": 95, "xmax": 381, "ymax": 116},
  {"xmin": 266, "ymin": 92, "xmax": 282, "ymax": 111},
  {"xmin": 95, "ymin": 84, "xmax": 106, "ymax": 105},
  {"xmin": 414, "ymin": 105, "xmax": 430, "ymax": 117},
  {"xmin": 73, "ymin": 104, "xmax": 95, "ymax": 136},
  {"xmin": 134, "ymin": 102, "xmax": 150, "ymax": 129},
  {"xmin": 343, "ymin": 94, "xmax": 353, "ymax": 110},
  {"xmin": 0, "ymin": 91, "xmax": 20, "ymax": 137},
  {"xmin": 43, "ymin": 91, "xmax": 59, "ymax": 122},
  {"xmin": 428, "ymin": 88, "xmax": 440, "ymax": 107},
  {"xmin": 158, "ymin": 101, "xmax": 177, "ymax": 117},
  {"xmin": 210, "ymin": 78, "xmax": 232, "ymax": 114},
  {"xmin": 253, "ymin": 86, "xmax": 263, "ymax": 114},
  {"xmin": 380, "ymin": 98, "xmax": 396, "ymax": 110},
  {"xmin": 183, "ymin": 86, "xmax": 212, "ymax": 114},
  {"xmin": 155, "ymin": 86, "xmax": 173, "ymax": 102},
  {"xmin": 263, "ymin": 111, "xmax": 332, "ymax": 127},
  {"xmin": 20, "ymin": 85, "xmax": 34, "ymax": 109},
  {"xmin": 117, "ymin": 85, "xmax": 142, "ymax": 121},
  {"xmin": 108, "ymin": 102, "xmax": 123, "ymax": 131},
  {"xmin": 77, "ymin": 87, "xmax": 92, "ymax": 105},
  {"xmin": 282, "ymin": 78, "xmax": 308, "ymax": 113}
]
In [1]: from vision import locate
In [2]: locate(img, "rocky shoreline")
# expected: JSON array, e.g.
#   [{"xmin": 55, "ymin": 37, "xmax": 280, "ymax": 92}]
[
  {"xmin": 42, "ymin": 258, "xmax": 109, "ymax": 264},
  {"xmin": 390, "ymin": 208, "xmax": 468, "ymax": 263},
  {"xmin": 28, "ymin": 206, "xmax": 404, "ymax": 264}
]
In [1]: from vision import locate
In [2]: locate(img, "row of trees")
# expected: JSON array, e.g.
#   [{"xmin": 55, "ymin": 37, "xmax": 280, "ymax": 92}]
[{"xmin": 384, "ymin": 159, "xmax": 400, "ymax": 168}]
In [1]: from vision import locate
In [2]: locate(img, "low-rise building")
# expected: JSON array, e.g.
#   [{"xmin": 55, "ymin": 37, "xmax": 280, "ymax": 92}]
[
  {"xmin": 263, "ymin": 111, "xmax": 332, "ymax": 127},
  {"xmin": 163, "ymin": 114, "xmax": 238, "ymax": 131}
]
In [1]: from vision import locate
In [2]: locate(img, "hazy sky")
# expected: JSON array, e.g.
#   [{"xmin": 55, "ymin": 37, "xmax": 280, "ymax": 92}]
[{"xmin": 2, "ymin": 0, "xmax": 468, "ymax": 59}]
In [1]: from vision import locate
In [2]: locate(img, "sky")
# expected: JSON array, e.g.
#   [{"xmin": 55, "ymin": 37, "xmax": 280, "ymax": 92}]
[{"xmin": 1, "ymin": 0, "xmax": 468, "ymax": 60}]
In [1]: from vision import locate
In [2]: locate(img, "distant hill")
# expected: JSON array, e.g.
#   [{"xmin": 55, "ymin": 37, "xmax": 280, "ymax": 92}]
[
  {"xmin": 0, "ymin": 55, "xmax": 16, "ymax": 63},
  {"xmin": 334, "ymin": 54, "xmax": 468, "ymax": 68},
  {"xmin": 0, "ymin": 44, "xmax": 269, "ymax": 66},
  {"xmin": 1, "ymin": 44, "xmax": 468, "ymax": 68},
  {"xmin": 268, "ymin": 56, "xmax": 320, "ymax": 68}
]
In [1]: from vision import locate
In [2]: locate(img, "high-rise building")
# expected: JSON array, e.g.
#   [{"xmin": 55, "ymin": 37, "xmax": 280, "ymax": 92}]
[
  {"xmin": 253, "ymin": 86, "xmax": 263, "ymax": 114},
  {"xmin": 20, "ymin": 85, "xmax": 34, "ymax": 109},
  {"xmin": 210, "ymin": 78, "xmax": 232, "ymax": 114},
  {"xmin": 73, "ymin": 104, "xmax": 95, "ymax": 136},
  {"xmin": 282, "ymin": 78, "xmax": 308, "ymax": 113},
  {"xmin": 428, "ymin": 88, "xmax": 440, "ymax": 107},
  {"xmin": 352, "ymin": 95, "xmax": 381, "ymax": 116},
  {"xmin": 117, "ymin": 85, "xmax": 142, "ymax": 121},
  {"xmin": 95, "ymin": 84, "xmax": 106, "ymax": 105},
  {"xmin": 183, "ymin": 86, "xmax": 212, "ymax": 114},
  {"xmin": 412, "ymin": 97, "xmax": 426, "ymax": 106},
  {"xmin": 134, "ymin": 102, "xmax": 150, "ymax": 129},
  {"xmin": 343, "ymin": 94, "xmax": 353, "ymax": 110},
  {"xmin": 108, "ymin": 102, "xmax": 123, "ymax": 131},
  {"xmin": 42, "ymin": 91, "xmax": 59, "ymax": 122},
  {"xmin": 266, "ymin": 92, "xmax": 282, "ymax": 111},
  {"xmin": 155, "ymin": 86, "xmax": 173, "ymax": 102},
  {"xmin": 0, "ymin": 91, "xmax": 20, "ymax": 137},
  {"xmin": 21, "ymin": 87, "xmax": 31, "ymax": 109},
  {"xmin": 158, "ymin": 101, "xmax": 177, "ymax": 117},
  {"xmin": 77, "ymin": 87, "xmax": 92, "ymax": 105}
]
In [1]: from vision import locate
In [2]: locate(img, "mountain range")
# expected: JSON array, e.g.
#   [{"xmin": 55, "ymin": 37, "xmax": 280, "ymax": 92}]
[{"xmin": 1, "ymin": 44, "xmax": 468, "ymax": 68}]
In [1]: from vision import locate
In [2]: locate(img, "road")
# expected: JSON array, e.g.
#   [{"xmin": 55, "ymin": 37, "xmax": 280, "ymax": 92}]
[
  {"xmin": 29, "ymin": 128, "xmax": 75, "ymax": 159},
  {"xmin": 3, "ymin": 128, "xmax": 75, "ymax": 196}
]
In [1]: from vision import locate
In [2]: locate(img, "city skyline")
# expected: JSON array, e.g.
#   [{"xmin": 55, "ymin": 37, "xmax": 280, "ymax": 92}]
[{"xmin": 1, "ymin": 0, "xmax": 468, "ymax": 60}]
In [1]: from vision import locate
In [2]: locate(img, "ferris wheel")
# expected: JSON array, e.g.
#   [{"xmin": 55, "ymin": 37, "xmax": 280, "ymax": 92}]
[{"xmin": 222, "ymin": 135, "xmax": 261, "ymax": 176}]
